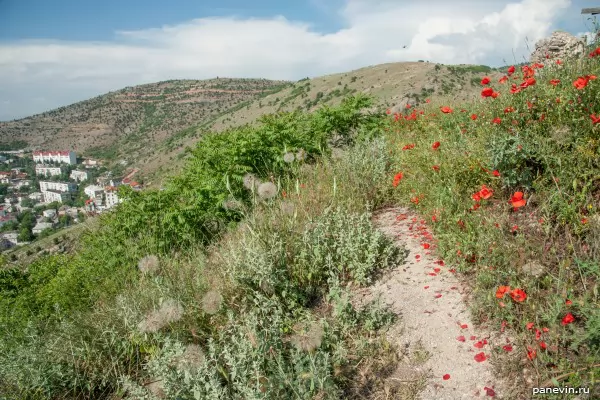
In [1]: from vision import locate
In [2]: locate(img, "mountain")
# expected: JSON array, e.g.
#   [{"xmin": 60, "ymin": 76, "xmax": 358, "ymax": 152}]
[{"xmin": 0, "ymin": 61, "xmax": 504, "ymax": 184}]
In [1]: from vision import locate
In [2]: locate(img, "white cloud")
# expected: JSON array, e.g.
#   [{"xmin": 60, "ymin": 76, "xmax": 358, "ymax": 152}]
[{"xmin": 0, "ymin": 0, "xmax": 574, "ymax": 120}]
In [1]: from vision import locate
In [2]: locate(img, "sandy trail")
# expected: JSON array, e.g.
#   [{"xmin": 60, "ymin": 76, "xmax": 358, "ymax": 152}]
[{"xmin": 356, "ymin": 207, "xmax": 504, "ymax": 399}]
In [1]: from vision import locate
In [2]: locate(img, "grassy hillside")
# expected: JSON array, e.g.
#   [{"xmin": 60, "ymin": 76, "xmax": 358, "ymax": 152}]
[
  {"xmin": 0, "ymin": 62, "xmax": 503, "ymax": 187},
  {"xmin": 143, "ymin": 61, "xmax": 505, "ymax": 185},
  {"xmin": 2, "ymin": 49, "xmax": 600, "ymax": 399},
  {"xmin": 0, "ymin": 77, "xmax": 290, "ymax": 169}
]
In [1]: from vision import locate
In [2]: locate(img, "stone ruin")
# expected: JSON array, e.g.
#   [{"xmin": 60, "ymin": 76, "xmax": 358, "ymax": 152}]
[{"xmin": 530, "ymin": 31, "xmax": 588, "ymax": 64}]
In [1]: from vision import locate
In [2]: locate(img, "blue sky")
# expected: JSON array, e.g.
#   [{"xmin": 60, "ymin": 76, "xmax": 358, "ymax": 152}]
[{"xmin": 0, "ymin": 0, "xmax": 596, "ymax": 121}]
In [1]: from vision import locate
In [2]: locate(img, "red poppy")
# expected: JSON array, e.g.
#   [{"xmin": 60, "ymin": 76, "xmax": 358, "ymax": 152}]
[
  {"xmin": 526, "ymin": 322, "xmax": 535, "ymax": 330},
  {"xmin": 591, "ymin": 114, "xmax": 600, "ymax": 124},
  {"xmin": 508, "ymin": 65, "xmax": 515, "ymax": 75},
  {"xmin": 535, "ymin": 329, "xmax": 542, "ymax": 341},
  {"xmin": 386, "ymin": 108, "xmax": 391, "ymax": 115},
  {"xmin": 432, "ymin": 141, "xmax": 441, "ymax": 150},
  {"xmin": 441, "ymin": 106, "xmax": 453, "ymax": 113},
  {"xmin": 502, "ymin": 344, "xmax": 513, "ymax": 352},
  {"xmin": 510, "ymin": 288, "xmax": 527, "ymax": 302},
  {"xmin": 510, "ymin": 192, "xmax": 526, "ymax": 209},
  {"xmin": 499, "ymin": 76, "xmax": 508, "ymax": 84},
  {"xmin": 481, "ymin": 76, "xmax": 491, "ymax": 85},
  {"xmin": 492, "ymin": 117, "xmax": 501, "ymax": 124},
  {"xmin": 474, "ymin": 352, "xmax": 487, "ymax": 362},
  {"xmin": 574, "ymin": 76, "xmax": 590, "ymax": 90},
  {"xmin": 423, "ymin": 243, "xmax": 431, "ymax": 249},
  {"xmin": 432, "ymin": 165, "xmax": 440, "ymax": 172},
  {"xmin": 393, "ymin": 172, "xmax": 404, "ymax": 187},
  {"xmin": 481, "ymin": 87, "xmax": 494, "ymax": 97},
  {"xmin": 479, "ymin": 185, "xmax": 493, "ymax": 199},
  {"xmin": 472, "ymin": 192, "xmax": 481, "ymax": 202},
  {"xmin": 443, "ymin": 374, "xmax": 451, "ymax": 380},
  {"xmin": 510, "ymin": 84, "xmax": 521, "ymax": 94},
  {"xmin": 504, "ymin": 107, "xmax": 515, "ymax": 113},
  {"xmin": 471, "ymin": 114, "xmax": 477, "ymax": 120},
  {"xmin": 402, "ymin": 143, "xmax": 415, "ymax": 150},
  {"xmin": 474, "ymin": 340, "xmax": 487, "ymax": 349},
  {"xmin": 484, "ymin": 387, "xmax": 496, "ymax": 397},
  {"xmin": 565, "ymin": 299, "xmax": 572, "ymax": 306},
  {"xmin": 492, "ymin": 170, "xmax": 500, "ymax": 177},
  {"xmin": 549, "ymin": 79, "xmax": 560, "ymax": 86},
  {"xmin": 527, "ymin": 346, "xmax": 536, "ymax": 360},
  {"xmin": 460, "ymin": 324, "xmax": 468, "ymax": 329},
  {"xmin": 561, "ymin": 312, "xmax": 575, "ymax": 326},
  {"xmin": 539, "ymin": 341, "xmax": 547, "ymax": 350},
  {"xmin": 521, "ymin": 77, "xmax": 536, "ymax": 88},
  {"xmin": 457, "ymin": 335, "xmax": 466, "ymax": 342},
  {"xmin": 496, "ymin": 285, "xmax": 510, "ymax": 299},
  {"xmin": 522, "ymin": 65, "xmax": 535, "ymax": 79},
  {"xmin": 426, "ymin": 98, "xmax": 431, "ymax": 103},
  {"xmin": 491, "ymin": 91, "xmax": 499, "ymax": 98}
]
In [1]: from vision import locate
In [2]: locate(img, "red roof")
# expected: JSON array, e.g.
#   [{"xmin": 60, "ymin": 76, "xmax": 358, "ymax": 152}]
[{"xmin": 33, "ymin": 151, "xmax": 72, "ymax": 156}]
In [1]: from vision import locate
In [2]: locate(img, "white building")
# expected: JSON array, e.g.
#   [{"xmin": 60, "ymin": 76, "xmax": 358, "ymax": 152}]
[
  {"xmin": 33, "ymin": 150, "xmax": 77, "ymax": 165},
  {"xmin": 39, "ymin": 181, "xmax": 77, "ymax": 204},
  {"xmin": 84, "ymin": 185, "xmax": 104, "ymax": 199},
  {"xmin": 39, "ymin": 181, "xmax": 77, "ymax": 193},
  {"xmin": 35, "ymin": 165, "xmax": 62, "ymax": 177},
  {"xmin": 104, "ymin": 187, "xmax": 122, "ymax": 208},
  {"xmin": 43, "ymin": 190, "xmax": 72, "ymax": 204},
  {"xmin": 43, "ymin": 209, "xmax": 57, "ymax": 219},
  {"xmin": 32, "ymin": 222, "xmax": 54, "ymax": 235},
  {"xmin": 70, "ymin": 170, "xmax": 88, "ymax": 182}
]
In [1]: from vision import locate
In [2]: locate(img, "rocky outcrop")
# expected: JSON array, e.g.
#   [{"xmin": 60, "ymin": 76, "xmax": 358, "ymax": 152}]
[{"xmin": 530, "ymin": 31, "xmax": 586, "ymax": 64}]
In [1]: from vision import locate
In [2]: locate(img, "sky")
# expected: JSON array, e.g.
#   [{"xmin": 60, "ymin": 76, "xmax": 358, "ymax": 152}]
[{"xmin": 0, "ymin": 0, "xmax": 596, "ymax": 121}]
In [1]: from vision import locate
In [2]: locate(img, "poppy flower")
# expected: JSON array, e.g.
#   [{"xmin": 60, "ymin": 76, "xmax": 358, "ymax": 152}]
[
  {"xmin": 457, "ymin": 335, "xmax": 466, "ymax": 342},
  {"xmin": 499, "ymin": 76, "xmax": 508, "ymax": 84},
  {"xmin": 574, "ymin": 76, "xmax": 590, "ymax": 90},
  {"xmin": 492, "ymin": 117, "xmax": 501, "ymax": 124},
  {"xmin": 491, "ymin": 91, "xmax": 499, "ymax": 98},
  {"xmin": 472, "ymin": 192, "xmax": 482, "ymax": 202},
  {"xmin": 526, "ymin": 322, "xmax": 534, "ymax": 330},
  {"xmin": 549, "ymin": 79, "xmax": 560, "ymax": 86},
  {"xmin": 441, "ymin": 106, "xmax": 453, "ymax": 113},
  {"xmin": 495, "ymin": 285, "xmax": 511, "ymax": 299},
  {"xmin": 561, "ymin": 312, "xmax": 575, "ymax": 326},
  {"xmin": 386, "ymin": 108, "xmax": 391, "ymax": 115},
  {"xmin": 492, "ymin": 170, "xmax": 500, "ymax": 177},
  {"xmin": 478, "ymin": 185, "xmax": 493, "ymax": 199},
  {"xmin": 393, "ymin": 172, "xmax": 404, "ymax": 187},
  {"xmin": 539, "ymin": 341, "xmax": 547, "ymax": 350},
  {"xmin": 481, "ymin": 87, "xmax": 494, "ymax": 97},
  {"xmin": 510, "ymin": 192, "xmax": 526, "ymax": 209},
  {"xmin": 527, "ymin": 346, "xmax": 536, "ymax": 360},
  {"xmin": 423, "ymin": 243, "xmax": 431, "ymax": 249},
  {"xmin": 535, "ymin": 329, "xmax": 542, "ymax": 341},
  {"xmin": 565, "ymin": 299, "xmax": 572, "ymax": 306},
  {"xmin": 402, "ymin": 143, "xmax": 415, "ymax": 150},
  {"xmin": 508, "ymin": 65, "xmax": 515, "ymax": 75},
  {"xmin": 504, "ymin": 107, "xmax": 515, "ymax": 113},
  {"xmin": 432, "ymin": 141, "xmax": 441, "ymax": 150},
  {"xmin": 471, "ymin": 114, "xmax": 477, "ymax": 120},
  {"xmin": 432, "ymin": 165, "xmax": 440, "ymax": 172},
  {"xmin": 443, "ymin": 374, "xmax": 451, "ymax": 380},
  {"xmin": 591, "ymin": 114, "xmax": 600, "ymax": 124},
  {"xmin": 474, "ymin": 352, "xmax": 487, "ymax": 362},
  {"xmin": 484, "ymin": 387, "xmax": 496, "ymax": 397},
  {"xmin": 502, "ymin": 344, "xmax": 513, "ymax": 352},
  {"xmin": 481, "ymin": 76, "xmax": 491, "ymax": 85},
  {"xmin": 460, "ymin": 324, "xmax": 468, "ymax": 329},
  {"xmin": 510, "ymin": 288, "xmax": 527, "ymax": 302},
  {"xmin": 474, "ymin": 340, "xmax": 487, "ymax": 349},
  {"xmin": 510, "ymin": 84, "xmax": 521, "ymax": 94}
]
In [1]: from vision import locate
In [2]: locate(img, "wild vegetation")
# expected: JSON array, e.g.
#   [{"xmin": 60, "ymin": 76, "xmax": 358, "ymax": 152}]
[{"xmin": 2, "ymin": 40, "xmax": 600, "ymax": 399}]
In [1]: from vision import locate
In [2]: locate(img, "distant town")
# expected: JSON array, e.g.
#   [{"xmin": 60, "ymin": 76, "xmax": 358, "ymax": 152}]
[{"xmin": 0, "ymin": 149, "xmax": 142, "ymax": 253}]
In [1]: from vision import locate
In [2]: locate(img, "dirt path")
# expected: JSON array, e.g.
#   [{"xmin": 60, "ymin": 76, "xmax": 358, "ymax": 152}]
[{"xmin": 355, "ymin": 207, "xmax": 504, "ymax": 399}]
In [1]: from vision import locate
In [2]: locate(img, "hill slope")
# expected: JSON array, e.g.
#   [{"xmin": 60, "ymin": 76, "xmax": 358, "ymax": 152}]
[
  {"xmin": 0, "ymin": 62, "xmax": 504, "ymax": 184},
  {"xmin": 0, "ymin": 77, "xmax": 290, "ymax": 164}
]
